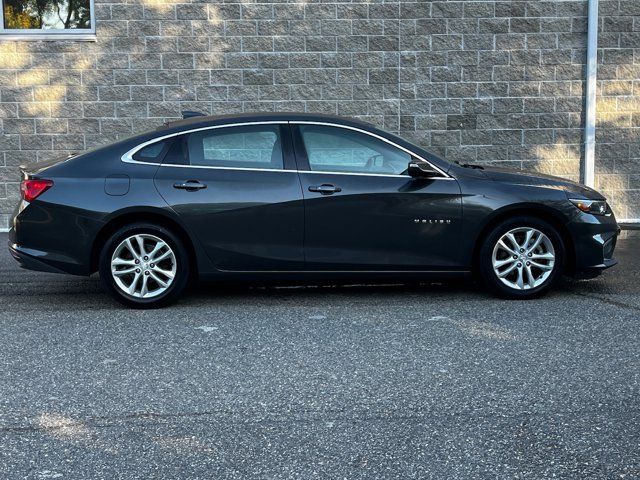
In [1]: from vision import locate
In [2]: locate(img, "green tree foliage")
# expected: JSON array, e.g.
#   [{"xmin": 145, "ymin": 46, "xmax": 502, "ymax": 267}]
[{"xmin": 3, "ymin": 0, "xmax": 90, "ymax": 29}]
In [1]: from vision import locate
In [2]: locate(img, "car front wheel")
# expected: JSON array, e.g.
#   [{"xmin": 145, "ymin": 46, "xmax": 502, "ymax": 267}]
[
  {"xmin": 99, "ymin": 223, "xmax": 189, "ymax": 308},
  {"xmin": 478, "ymin": 216, "xmax": 564, "ymax": 299}
]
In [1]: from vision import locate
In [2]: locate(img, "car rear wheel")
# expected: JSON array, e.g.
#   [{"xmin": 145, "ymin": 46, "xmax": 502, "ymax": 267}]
[
  {"xmin": 99, "ymin": 223, "xmax": 189, "ymax": 308},
  {"xmin": 478, "ymin": 216, "xmax": 564, "ymax": 299}
]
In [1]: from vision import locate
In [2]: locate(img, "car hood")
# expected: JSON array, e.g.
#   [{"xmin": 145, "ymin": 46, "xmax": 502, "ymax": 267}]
[{"xmin": 480, "ymin": 166, "xmax": 605, "ymax": 200}]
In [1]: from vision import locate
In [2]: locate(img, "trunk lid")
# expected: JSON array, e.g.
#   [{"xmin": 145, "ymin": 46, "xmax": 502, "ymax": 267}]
[{"xmin": 19, "ymin": 153, "xmax": 77, "ymax": 178}]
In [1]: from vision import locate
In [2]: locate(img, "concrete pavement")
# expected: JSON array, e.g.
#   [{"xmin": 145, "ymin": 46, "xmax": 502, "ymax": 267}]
[{"xmin": 0, "ymin": 232, "xmax": 638, "ymax": 479}]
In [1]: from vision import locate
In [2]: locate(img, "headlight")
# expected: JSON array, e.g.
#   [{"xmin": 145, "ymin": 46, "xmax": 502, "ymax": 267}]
[{"xmin": 569, "ymin": 198, "xmax": 608, "ymax": 216}]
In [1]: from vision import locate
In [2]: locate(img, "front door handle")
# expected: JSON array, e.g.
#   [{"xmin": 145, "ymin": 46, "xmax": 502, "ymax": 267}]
[
  {"xmin": 308, "ymin": 184, "xmax": 342, "ymax": 195},
  {"xmin": 173, "ymin": 180, "xmax": 207, "ymax": 191}
]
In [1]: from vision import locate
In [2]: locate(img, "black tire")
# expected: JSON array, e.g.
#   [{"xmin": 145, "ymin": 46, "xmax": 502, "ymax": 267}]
[
  {"xmin": 478, "ymin": 216, "xmax": 565, "ymax": 299},
  {"xmin": 99, "ymin": 223, "xmax": 189, "ymax": 308}
]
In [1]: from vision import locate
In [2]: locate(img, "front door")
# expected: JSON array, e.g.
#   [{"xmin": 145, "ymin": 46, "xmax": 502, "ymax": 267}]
[
  {"xmin": 293, "ymin": 123, "xmax": 463, "ymax": 270},
  {"xmin": 153, "ymin": 123, "xmax": 304, "ymax": 271}
]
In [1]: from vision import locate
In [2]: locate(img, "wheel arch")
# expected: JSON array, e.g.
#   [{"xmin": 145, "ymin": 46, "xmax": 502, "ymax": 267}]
[
  {"xmin": 90, "ymin": 208, "xmax": 199, "ymax": 277},
  {"xmin": 471, "ymin": 204, "xmax": 575, "ymax": 274}
]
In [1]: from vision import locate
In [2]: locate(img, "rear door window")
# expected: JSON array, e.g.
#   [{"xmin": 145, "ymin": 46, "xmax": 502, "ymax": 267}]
[
  {"xmin": 162, "ymin": 137, "xmax": 189, "ymax": 165},
  {"xmin": 186, "ymin": 125, "xmax": 283, "ymax": 170}
]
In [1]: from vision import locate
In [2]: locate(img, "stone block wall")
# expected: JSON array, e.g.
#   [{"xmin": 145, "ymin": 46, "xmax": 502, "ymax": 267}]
[
  {"xmin": 595, "ymin": 0, "xmax": 640, "ymax": 219},
  {"xmin": 0, "ymin": 0, "xmax": 638, "ymax": 228}
]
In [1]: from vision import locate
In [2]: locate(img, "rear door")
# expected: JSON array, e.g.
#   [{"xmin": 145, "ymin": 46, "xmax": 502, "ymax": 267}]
[
  {"xmin": 293, "ymin": 123, "xmax": 463, "ymax": 270},
  {"xmin": 152, "ymin": 122, "xmax": 305, "ymax": 271}
]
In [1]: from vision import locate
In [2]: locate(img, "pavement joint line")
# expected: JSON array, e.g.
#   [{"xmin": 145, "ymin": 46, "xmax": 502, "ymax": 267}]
[
  {"xmin": 569, "ymin": 291, "xmax": 640, "ymax": 313},
  {"xmin": 3, "ymin": 404, "xmax": 640, "ymax": 436}
]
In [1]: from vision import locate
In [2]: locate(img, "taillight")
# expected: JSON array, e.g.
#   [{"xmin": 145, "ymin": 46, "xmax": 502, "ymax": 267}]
[{"xmin": 20, "ymin": 179, "xmax": 53, "ymax": 203}]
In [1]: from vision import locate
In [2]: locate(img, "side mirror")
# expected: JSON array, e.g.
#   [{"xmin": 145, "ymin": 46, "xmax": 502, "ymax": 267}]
[{"xmin": 407, "ymin": 161, "xmax": 440, "ymax": 178}]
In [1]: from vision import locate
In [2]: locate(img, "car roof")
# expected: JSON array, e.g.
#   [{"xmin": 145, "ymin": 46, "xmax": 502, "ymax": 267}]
[
  {"xmin": 156, "ymin": 112, "xmax": 376, "ymax": 134},
  {"xmin": 94, "ymin": 111, "xmax": 451, "ymax": 176}
]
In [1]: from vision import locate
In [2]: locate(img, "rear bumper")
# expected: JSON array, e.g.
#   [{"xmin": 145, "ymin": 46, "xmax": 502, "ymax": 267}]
[
  {"xmin": 8, "ymin": 214, "xmax": 93, "ymax": 276},
  {"xmin": 8, "ymin": 241, "xmax": 72, "ymax": 275}
]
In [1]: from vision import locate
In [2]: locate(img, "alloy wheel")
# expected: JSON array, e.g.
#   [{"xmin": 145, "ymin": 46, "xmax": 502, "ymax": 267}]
[
  {"xmin": 110, "ymin": 234, "xmax": 177, "ymax": 299},
  {"xmin": 491, "ymin": 227, "xmax": 555, "ymax": 291}
]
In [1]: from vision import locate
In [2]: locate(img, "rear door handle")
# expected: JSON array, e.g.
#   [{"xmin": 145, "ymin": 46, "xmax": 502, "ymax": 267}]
[
  {"xmin": 173, "ymin": 180, "xmax": 207, "ymax": 191},
  {"xmin": 308, "ymin": 184, "xmax": 342, "ymax": 195}
]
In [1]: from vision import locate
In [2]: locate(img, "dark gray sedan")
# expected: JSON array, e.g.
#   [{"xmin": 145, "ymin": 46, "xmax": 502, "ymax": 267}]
[{"xmin": 9, "ymin": 113, "xmax": 619, "ymax": 307}]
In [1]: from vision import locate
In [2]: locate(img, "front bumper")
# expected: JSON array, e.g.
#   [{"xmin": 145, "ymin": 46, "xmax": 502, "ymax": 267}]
[
  {"xmin": 572, "ymin": 258, "xmax": 618, "ymax": 279},
  {"xmin": 568, "ymin": 212, "xmax": 620, "ymax": 278}
]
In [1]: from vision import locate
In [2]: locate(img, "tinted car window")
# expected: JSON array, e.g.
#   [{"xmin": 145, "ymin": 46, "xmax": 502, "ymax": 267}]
[
  {"xmin": 299, "ymin": 125, "xmax": 411, "ymax": 175},
  {"xmin": 163, "ymin": 137, "xmax": 189, "ymax": 165},
  {"xmin": 187, "ymin": 125, "xmax": 283, "ymax": 169},
  {"xmin": 133, "ymin": 140, "xmax": 167, "ymax": 163}
]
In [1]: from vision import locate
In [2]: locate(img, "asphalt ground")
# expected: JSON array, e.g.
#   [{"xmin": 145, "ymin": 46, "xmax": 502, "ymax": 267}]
[{"xmin": 0, "ymin": 232, "xmax": 638, "ymax": 479}]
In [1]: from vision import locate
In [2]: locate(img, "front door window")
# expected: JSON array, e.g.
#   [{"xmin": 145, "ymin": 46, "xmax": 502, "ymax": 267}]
[{"xmin": 298, "ymin": 125, "xmax": 411, "ymax": 175}]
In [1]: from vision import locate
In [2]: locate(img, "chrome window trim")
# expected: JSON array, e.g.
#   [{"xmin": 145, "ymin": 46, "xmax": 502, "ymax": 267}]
[
  {"xmin": 0, "ymin": 0, "xmax": 96, "ymax": 40},
  {"xmin": 301, "ymin": 170, "xmax": 408, "ymax": 179},
  {"xmin": 121, "ymin": 121, "xmax": 288, "ymax": 167},
  {"xmin": 121, "ymin": 119, "xmax": 454, "ymax": 180},
  {"xmin": 158, "ymin": 163, "xmax": 296, "ymax": 173},
  {"xmin": 293, "ymin": 121, "xmax": 453, "ymax": 180}
]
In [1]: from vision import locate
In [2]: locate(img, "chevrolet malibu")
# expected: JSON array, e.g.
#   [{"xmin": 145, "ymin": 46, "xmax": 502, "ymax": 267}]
[{"xmin": 9, "ymin": 113, "xmax": 619, "ymax": 308}]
